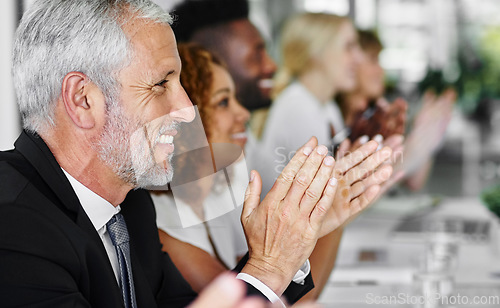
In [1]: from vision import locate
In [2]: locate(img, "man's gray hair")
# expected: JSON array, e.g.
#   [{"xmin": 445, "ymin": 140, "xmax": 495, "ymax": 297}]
[{"xmin": 12, "ymin": 0, "xmax": 172, "ymax": 133}]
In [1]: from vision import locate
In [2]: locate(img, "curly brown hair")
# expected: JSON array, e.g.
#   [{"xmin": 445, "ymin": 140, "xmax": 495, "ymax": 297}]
[
  {"xmin": 164, "ymin": 43, "xmax": 227, "ymax": 197},
  {"xmin": 178, "ymin": 43, "xmax": 225, "ymax": 138}
]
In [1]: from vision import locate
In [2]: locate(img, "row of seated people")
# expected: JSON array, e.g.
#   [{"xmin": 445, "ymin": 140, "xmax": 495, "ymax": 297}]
[
  {"xmin": 151, "ymin": 0, "xmax": 456, "ymax": 303},
  {"xmin": 0, "ymin": 0, "xmax": 455, "ymax": 306}
]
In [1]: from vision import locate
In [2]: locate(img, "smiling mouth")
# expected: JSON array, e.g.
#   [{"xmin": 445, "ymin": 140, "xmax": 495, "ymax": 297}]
[
  {"xmin": 156, "ymin": 125, "xmax": 178, "ymax": 145},
  {"xmin": 258, "ymin": 78, "xmax": 273, "ymax": 90},
  {"xmin": 231, "ymin": 132, "xmax": 247, "ymax": 140},
  {"xmin": 157, "ymin": 134, "xmax": 174, "ymax": 144}
]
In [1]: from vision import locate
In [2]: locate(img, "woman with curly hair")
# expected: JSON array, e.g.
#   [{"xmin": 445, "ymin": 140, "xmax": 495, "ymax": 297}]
[{"xmin": 151, "ymin": 43, "xmax": 250, "ymax": 293}]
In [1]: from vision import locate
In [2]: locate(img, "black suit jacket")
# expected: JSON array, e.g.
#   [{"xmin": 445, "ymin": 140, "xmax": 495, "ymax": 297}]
[{"xmin": 0, "ymin": 131, "xmax": 313, "ymax": 307}]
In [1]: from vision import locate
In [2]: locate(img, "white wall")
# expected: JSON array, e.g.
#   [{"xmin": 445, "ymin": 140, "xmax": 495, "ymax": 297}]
[
  {"xmin": 152, "ymin": 0, "xmax": 184, "ymax": 12},
  {"xmin": 0, "ymin": 0, "xmax": 19, "ymax": 150}
]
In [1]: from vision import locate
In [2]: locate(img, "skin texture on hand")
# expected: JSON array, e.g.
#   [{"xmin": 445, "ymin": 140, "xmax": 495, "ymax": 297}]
[
  {"xmin": 319, "ymin": 140, "xmax": 393, "ymax": 237},
  {"xmin": 299, "ymin": 137, "xmax": 396, "ymax": 301},
  {"xmin": 241, "ymin": 137, "xmax": 339, "ymax": 296}
]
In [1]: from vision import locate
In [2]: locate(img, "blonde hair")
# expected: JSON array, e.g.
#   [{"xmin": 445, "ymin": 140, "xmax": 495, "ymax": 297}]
[{"xmin": 272, "ymin": 13, "xmax": 350, "ymax": 98}]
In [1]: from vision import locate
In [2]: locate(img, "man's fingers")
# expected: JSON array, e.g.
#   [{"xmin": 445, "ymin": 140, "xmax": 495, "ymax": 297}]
[
  {"xmin": 349, "ymin": 135, "xmax": 369, "ymax": 153},
  {"xmin": 378, "ymin": 169, "xmax": 405, "ymax": 197},
  {"xmin": 268, "ymin": 137, "xmax": 318, "ymax": 201},
  {"xmin": 310, "ymin": 177, "xmax": 338, "ymax": 228},
  {"xmin": 334, "ymin": 140, "xmax": 379, "ymax": 176},
  {"xmin": 283, "ymin": 145, "xmax": 329, "ymax": 207},
  {"xmin": 242, "ymin": 170, "xmax": 262, "ymax": 221},
  {"xmin": 384, "ymin": 134, "xmax": 404, "ymax": 150},
  {"xmin": 335, "ymin": 138, "xmax": 351, "ymax": 160},
  {"xmin": 349, "ymin": 185, "xmax": 381, "ymax": 214},
  {"xmin": 349, "ymin": 165, "xmax": 393, "ymax": 199},
  {"xmin": 299, "ymin": 155, "xmax": 335, "ymax": 215},
  {"xmin": 344, "ymin": 146, "xmax": 392, "ymax": 185},
  {"xmin": 384, "ymin": 134, "xmax": 404, "ymax": 163}
]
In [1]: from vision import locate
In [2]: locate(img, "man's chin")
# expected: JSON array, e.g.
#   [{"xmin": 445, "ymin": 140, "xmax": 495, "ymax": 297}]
[{"xmin": 134, "ymin": 168, "xmax": 173, "ymax": 190}]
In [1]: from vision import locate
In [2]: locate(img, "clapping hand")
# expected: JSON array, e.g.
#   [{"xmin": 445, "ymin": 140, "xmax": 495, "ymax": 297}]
[
  {"xmin": 241, "ymin": 137, "xmax": 338, "ymax": 295},
  {"xmin": 319, "ymin": 140, "xmax": 393, "ymax": 237}
]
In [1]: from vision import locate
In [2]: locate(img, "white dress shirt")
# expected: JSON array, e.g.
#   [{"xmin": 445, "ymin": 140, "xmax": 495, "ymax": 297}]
[
  {"xmin": 62, "ymin": 169, "xmax": 309, "ymax": 306},
  {"xmin": 62, "ymin": 169, "xmax": 122, "ymax": 282}
]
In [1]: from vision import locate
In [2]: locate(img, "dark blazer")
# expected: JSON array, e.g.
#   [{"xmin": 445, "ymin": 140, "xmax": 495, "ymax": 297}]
[{"xmin": 0, "ymin": 131, "xmax": 313, "ymax": 307}]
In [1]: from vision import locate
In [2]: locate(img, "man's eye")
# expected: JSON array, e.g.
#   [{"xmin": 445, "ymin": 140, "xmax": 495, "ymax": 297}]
[{"xmin": 155, "ymin": 80, "xmax": 168, "ymax": 87}]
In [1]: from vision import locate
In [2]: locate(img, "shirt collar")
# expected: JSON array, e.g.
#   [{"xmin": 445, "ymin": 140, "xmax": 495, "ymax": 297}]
[{"xmin": 62, "ymin": 169, "xmax": 121, "ymax": 231}]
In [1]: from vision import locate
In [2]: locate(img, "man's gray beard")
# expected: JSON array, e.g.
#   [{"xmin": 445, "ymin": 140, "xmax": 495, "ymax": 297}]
[{"xmin": 94, "ymin": 101, "xmax": 174, "ymax": 188}]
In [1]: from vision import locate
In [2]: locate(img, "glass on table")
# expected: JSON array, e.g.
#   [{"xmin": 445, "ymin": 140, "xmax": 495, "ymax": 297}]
[
  {"xmin": 422, "ymin": 219, "xmax": 463, "ymax": 274},
  {"xmin": 413, "ymin": 271, "xmax": 454, "ymax": 308}
]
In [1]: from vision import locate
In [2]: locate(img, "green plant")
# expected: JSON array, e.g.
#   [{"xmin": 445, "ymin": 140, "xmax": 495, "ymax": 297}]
[{"xmin": 481, "ymin": 184, "xmax": 500, "ymax": 218}]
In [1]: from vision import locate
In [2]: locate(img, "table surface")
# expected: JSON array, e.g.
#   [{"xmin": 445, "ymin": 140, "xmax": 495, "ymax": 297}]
[{"xmin": 318, "ymin": 195, "xmax": 500, "ymax": 307}]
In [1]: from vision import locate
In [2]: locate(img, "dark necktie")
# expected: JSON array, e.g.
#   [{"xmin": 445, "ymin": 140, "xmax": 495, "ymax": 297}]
[{"xmin": 106, "ymin": 213, "xmax": 137, "ymax": 308}]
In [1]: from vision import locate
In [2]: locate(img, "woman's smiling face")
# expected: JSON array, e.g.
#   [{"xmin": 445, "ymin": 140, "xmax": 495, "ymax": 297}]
[{"xmin": 205, "ymin": 63, "xmax": 250, "ymax": 148}]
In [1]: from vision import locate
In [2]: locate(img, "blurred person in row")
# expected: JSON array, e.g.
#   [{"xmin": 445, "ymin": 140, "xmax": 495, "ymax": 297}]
[
  {"xmin": 258, "ymin": 13, "xmax": 361, "ymax": 196},
  {"xmin": 257, "ymin": 14, "xmax": 359, "ymax": 300},
  {"xmin": 337, "ymin": 30, "xmax": 456, "ymax": 191},
  {"xmin": 173, "ymin": 1, "xmax": 403, "ymax": 300},
  {"xmin": 151, "ymin": 43, "xmax": 395, "ymax": 298},
  {"xmin": 173, "ymin": 0, "xmax": 276, "ymax": 113},
  {"xmin": 256, "ymin": 13, "xmax": 407, "ymax": 301}
]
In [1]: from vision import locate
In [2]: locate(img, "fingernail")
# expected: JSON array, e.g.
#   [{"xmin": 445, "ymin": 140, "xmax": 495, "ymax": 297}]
[
  {"xmin": 373, "ymin": 134, "xmax": 383, "ymax": 144},
  {"xmin": 373, "ymin": 134, "xmax": 383, "ymax": 150},
  {"xmin": 381, "ymin": 168, "xmax": 392, "ymax": 180},
  {"xmin": 250, "ymin": 171, "xmax": 255, "ymax": 182},
  {"xmin": 329, "ymin": 177, "xmax": 337, "ymax": 186},
  {"xmin": 316, "ymin": 145, "xmax": 327, "ymax": 155},
  {"xmin": 359, "ymin": 135, "xmax": 369, "ymax": 144},
  {"xmin": 303, "ymin": 147, "xmax": 312, "ymax": 156},
  {"xmin": 324, "ymin": 156, "xmax": 334, "ymax": 166}
]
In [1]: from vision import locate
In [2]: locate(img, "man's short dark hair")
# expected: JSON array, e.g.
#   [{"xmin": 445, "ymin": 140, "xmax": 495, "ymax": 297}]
[{"xmin": 172, "ymin": 0, "xmax": 249, "ymax": 42}]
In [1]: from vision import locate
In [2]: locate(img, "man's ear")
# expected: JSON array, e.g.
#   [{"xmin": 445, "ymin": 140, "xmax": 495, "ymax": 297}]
[{"xmin": 61, "ymin": 72, "xmax": 100, "ymax": 129}]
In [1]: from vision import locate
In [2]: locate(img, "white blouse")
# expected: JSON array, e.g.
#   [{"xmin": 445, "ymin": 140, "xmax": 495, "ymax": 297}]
[
  {"xmin": 254, "ymin": 81, "xmax": 345, "ymax": 196},
  {"xmin": 153, "ymin": 160, "xmax": 249, "ymax": 269}
]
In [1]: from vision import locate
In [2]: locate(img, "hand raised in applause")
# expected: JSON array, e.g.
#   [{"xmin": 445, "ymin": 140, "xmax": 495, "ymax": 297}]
[
  {"xmin": 241, "ymin": 137, "xmax": 338, "ymax": 296},
  {"xmin": 319, "ymin": 140, "xmax": 394, "ymax": 237}
]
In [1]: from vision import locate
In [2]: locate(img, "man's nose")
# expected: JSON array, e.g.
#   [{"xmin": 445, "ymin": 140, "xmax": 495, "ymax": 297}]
[
  {"xmin": 262, "ymin": 51, "xmax": 277, "ymax": 75},
  {"xmin": 170, "ymin": 88, "xmax": 195, "ymax": 123}
]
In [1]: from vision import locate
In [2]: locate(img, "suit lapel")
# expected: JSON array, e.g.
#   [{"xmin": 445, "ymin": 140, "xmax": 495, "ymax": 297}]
[
  {"xmin": 14, "ymin": 131, "xmax": 119, "ymax": 281},
  {"xmin": 15, "ymin": 131, "xmax": 143, "ymax": 306},
  {"xmin": 15, "ymin": 131, "xmax": 107, "ymax": 236},
  {"xmin": 15, "ymin": 131, "xmax": 82, "ymax": 214}
]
